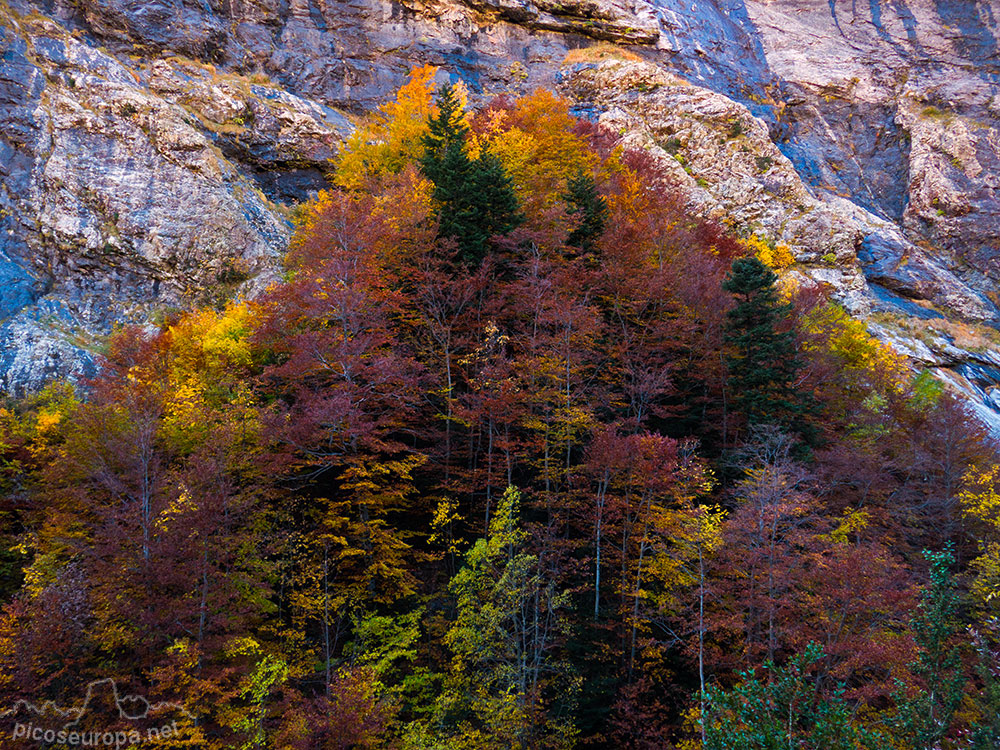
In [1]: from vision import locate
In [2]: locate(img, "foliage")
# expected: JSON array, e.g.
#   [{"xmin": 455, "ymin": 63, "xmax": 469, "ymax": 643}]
[
  {"xmin": 702, "ymin": 643, "xmax": 891, "ymax": 750},
  {"xmin": 742, "ymin": 233, "xmax": 794, "ymax": 271},
  {"xmin": 890, "ymin": 545, "xmax": 966, "ymax": 749},
  {"xmin": 723, "ymin": 256, "xmax": 817, "ymax": 442},
  {"xmin": 335, "ymin": 65, "xmax": 442, "ymax": 191},
  {"xmin": 437, "ymin": 486, "xmax": 577, "ymax": 748},
  {"xmin": 0, "ymin": 74, "xmax": 996, "ymax": 750},
  {"xmin": 420, "ymin": 85, "xmax": 522, "ymax": 264},
  {"xmin": 564, "ymin": 169, "xmax": 609, "ymax": 255}
]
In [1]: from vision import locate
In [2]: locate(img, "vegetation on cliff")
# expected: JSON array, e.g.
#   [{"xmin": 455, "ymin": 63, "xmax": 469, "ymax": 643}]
[{"xmin": 1, "ymin": 67, "xmax": 998, "ymax": 749}]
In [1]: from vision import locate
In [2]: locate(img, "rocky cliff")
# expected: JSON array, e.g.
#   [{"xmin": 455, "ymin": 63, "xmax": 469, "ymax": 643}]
[{"xmin": 2, "ymin": 0, "xmax": 1000, "ymax": 428}]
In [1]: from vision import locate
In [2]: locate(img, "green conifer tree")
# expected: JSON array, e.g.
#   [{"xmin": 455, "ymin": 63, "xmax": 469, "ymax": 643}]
[
  {"xmin": 723, "ymin": 256, "xmax": 816, "ymax": 442},
  {"xmin": 564, "ymin": 170, "xmax": 608, "ymax": 256},
  {"xmin": 420, "ymin": 85, "xmax": 522, "ymax": 265}
]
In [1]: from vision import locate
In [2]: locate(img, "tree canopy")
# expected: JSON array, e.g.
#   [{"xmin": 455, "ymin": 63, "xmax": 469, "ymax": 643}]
[{"xmin": 0, "ymin": 68, "xmax": 997, "ymax": 750}]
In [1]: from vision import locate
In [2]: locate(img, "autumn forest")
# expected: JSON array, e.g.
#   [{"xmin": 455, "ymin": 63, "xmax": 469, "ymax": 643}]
[{"xmin": 2, "ymin": 66, "xmax": 1000, "ymax": 749}]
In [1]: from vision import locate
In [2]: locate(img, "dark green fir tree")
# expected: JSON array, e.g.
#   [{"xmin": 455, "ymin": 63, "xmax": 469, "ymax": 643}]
[
  {"xmin": 722, "ymin": 255, "xmax": 816, "ymax": 443},
  {"xmin": 420, "ymin": 84, "xmax": 522, "ymax": 265},
  {"xmin": 564, "ymin": 169, "xmax": 608, "ymax": 256}
]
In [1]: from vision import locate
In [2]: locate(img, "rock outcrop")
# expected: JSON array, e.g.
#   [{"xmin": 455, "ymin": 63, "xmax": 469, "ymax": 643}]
[
  {"xmin": 0, "ymin": 5, "xmax": 349, "ymax": 394},
  {"xmin": 2, "ymin": 0, "xmax": 1000, "ymax": 428}
]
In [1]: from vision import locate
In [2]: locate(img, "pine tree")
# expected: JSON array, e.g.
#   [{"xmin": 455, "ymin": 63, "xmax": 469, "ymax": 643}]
[
  {"xmin": 723, "ymin": 256, "xmax": 815, "ymax": 440},
  {"xmin": 564, "ymin": 169, "xmax": 608, "ymax": 255},
  {"xmin": 420, "ymin": 84, "xmax": 522, "ymax": 265},
  {"xmin": 420, "ymin": 84, "xmax": 469, "ymax": 179}
]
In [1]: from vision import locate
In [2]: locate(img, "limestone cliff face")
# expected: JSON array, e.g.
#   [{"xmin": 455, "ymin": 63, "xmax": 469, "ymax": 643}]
[
  {"xmin": 0, "ymin": 4, "xmax": 351, "ymax": 393},
  {"xmin": 2, "ymin": 0, "xmax": 1000, "ymax": 426}
]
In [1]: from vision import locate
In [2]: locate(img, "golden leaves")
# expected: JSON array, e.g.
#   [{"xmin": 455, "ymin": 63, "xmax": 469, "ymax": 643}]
[
  {"xmin": 334, "ymin": 64, "xmax": 440, "ymax": 191},
  {"xmin": 959, "ymin": 465, "xmax": 1000, "ymax": 610},
  {"xmin": 155, "ymin": 488, "xmax": 200, "ymax": 534},
  {"xmin": 826, "ymin": 508, "xmax": 871, "ymax": 545},
  {"xmin": 742, "ymin": 233, "xmax": 794, "ymax": 271},
  {"xmin": 801, "ymin": 302, "xmax": 908, "ymax": 394}
]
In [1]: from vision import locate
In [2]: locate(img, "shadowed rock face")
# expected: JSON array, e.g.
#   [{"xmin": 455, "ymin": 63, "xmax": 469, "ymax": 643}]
[
  {"xmin": 2, "ymin": 0, "xmax": 1000, "ymax": 428},
  {"xmin": 738, "ymin": 1, "xmax": 1000, "ymax": 303}
]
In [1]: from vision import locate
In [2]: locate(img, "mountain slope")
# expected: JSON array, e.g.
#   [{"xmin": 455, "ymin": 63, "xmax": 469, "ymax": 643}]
[{"xmin": 2, "ymin": 0, "xmax": 1000, "ymax": 427}]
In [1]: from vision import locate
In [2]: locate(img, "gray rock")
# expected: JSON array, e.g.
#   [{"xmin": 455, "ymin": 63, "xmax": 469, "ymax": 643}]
[
  {"xmin": 559, "ymin": 54, "xmax": 1000, "ymax": 432},
  {"xmin": 0, "ymin": 5, "xmax": 350, "ymax": 390}
]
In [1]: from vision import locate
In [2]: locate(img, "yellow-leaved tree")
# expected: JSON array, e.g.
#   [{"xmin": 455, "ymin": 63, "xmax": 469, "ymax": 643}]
[
  {"xmin": 334, "ymin": 65, "xmax": 443, "ymax": 191},
  {"xmin": 800, "ymin": 302, "xmax": 909, "ymax": 415},
  {"xmin": 162, "ymin": 302, "xmax": 260, "ymax": 453},
  {"xmin": 960, "ymin": 464, "xmax": 1000, "ymax": 611},
  {"xmin": 742, "ymin": 234, "xmax": 794, "ymax": 271},
  {"xmin": 476, "ymin": 89, "xmax": 595, "ymax": 215}
]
